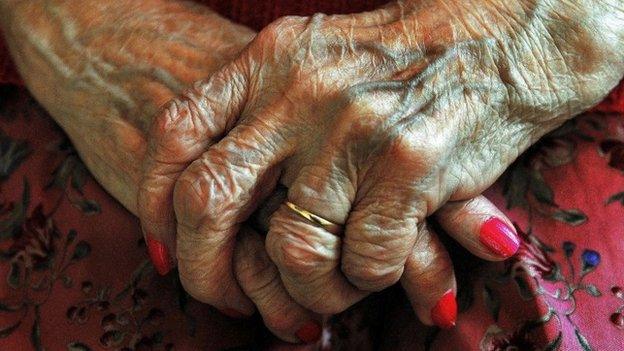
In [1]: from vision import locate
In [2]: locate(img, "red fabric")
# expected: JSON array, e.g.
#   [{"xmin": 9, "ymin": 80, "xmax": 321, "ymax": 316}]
[
  {"xmin": 3, "ymin": 87, "xmax": 624, "ymax": 351},
  {"xmin": 199, "ymin": 0, "xmax": 388, "ymax": 31}
]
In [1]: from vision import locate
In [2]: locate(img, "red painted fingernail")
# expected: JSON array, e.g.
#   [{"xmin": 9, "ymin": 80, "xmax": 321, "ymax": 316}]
[
  {"xmin": 479, "ymin": 217, "xmax": 520, "ymax": 258},
  {"xmin": 221, "ymin": 308, "xmax": 247, "ymax": 319},
  {"xmin": 296, "ymin": 321, "xmax": 322, "ymax": 343},
  {"xmin": 146, "ymin": 235, "xmax": 171, "ymax": 275},
  {"xmin": 431, "ymin": 290, "xmax": 457, "ymax": 329}
]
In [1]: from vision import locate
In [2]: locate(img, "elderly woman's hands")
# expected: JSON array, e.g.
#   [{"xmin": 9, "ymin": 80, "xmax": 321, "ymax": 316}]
[
  {"xmin": 138, "ymin": 0, "xmax": 623, "ymax": 334},
  {"xmin": 0, "ymin": 0, "xmax": 525, "ymax": 342}
]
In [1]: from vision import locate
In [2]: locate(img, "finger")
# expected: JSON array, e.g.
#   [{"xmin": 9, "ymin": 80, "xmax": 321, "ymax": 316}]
[
  {"xmin": 339, "ymin": 128, "xmax": 453, "ymax": 293},
  {"xmin": 340, "ymin": 180, "xmax": 422, "ymax": 292},
  {"xmin": 137, "ymin": 59, "xmax": 249, "ymax": 275},
  {"xmin": 234, "ymin": 226, "xmax": 322, "ymax": 344},
  {"xmin": 400, "ymin": 222, "xmax": 457, "ymax": 329},
  {"xmin": 266, "ymin": 205, "xmax": 366, "ymax": 314},
  {"xmin": 265, "ymin": 154, "xmax": 366, "ymax": 314},
  {"xmin": 173, "ymin": 123, "xmax": 284, "ymax": 315},
  {"xmin": 435, "ymin": 195, "xmax": 520, "ymax": 260}
]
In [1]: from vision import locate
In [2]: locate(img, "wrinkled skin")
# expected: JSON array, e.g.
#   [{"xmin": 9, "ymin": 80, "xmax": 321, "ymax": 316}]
[
  {"xmin": 0, "ymin": 0, "xmax": 524, "ymax": 342},
  {"xmin": 2, "ymin": 0, "xmax": 623, "ymax": 344},
  {"xmin": 138, "ymin": 0, "xmax": 624, "ymax": 327}
]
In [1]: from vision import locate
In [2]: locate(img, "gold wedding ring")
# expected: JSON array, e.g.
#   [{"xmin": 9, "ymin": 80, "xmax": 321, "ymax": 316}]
[{"xmin": 284, "ymin": 201, "xmax": 343, "ymax": 235}]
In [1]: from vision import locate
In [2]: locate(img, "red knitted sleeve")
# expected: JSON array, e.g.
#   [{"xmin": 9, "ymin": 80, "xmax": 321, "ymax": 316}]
[
  {"xmin": 0, "ymin": 0, "xmax": 621, "ymax": 115},
  {"xmin": 0, "ymin": 0, "xmax": 386, "ymax": 86}
]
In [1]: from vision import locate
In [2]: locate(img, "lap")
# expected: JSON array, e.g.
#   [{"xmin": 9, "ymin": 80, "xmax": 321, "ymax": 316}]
[{"xmin": 1, "ymin": 84, "xmax": 623, "ymax": 350}]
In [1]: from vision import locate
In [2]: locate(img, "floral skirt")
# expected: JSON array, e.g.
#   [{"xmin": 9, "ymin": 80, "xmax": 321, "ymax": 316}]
[{"xmin": 0, "ymin": 77, "xmax": 623, "ymax": 351}]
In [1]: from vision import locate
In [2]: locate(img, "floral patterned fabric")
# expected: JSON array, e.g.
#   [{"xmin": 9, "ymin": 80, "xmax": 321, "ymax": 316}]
[
  {"xmin": 1, "ymin": 2, "xmax": 624, "ymax": 350},
  {"xmin": 1, "ymin": 78, "xmax": 623, "ymax": 351}
]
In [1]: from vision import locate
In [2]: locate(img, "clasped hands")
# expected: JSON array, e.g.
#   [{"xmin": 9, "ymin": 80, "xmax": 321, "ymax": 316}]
[{"xmin": 135, "ymin": 0, "xmax": 623, "ymax": 343}]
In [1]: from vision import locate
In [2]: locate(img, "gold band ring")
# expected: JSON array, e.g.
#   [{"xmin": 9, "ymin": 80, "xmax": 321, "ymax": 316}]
[{"xmin": 284, "ymin": 201, "xmax": 343, "ymax": 235}]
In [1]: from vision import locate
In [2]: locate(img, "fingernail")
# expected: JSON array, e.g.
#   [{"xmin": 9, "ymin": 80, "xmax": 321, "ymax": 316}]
[
  {"xmin": 146, "ymin": 235, "xmax": 171, "ymax": 275},
  {"xmin": 220, "ymin": 308, "xmax": 247, "ymax": 319},
  {"xmin": 479, "ymin": 217, "xmax": 520, "ymax": 258},
  {"xmin": 296, "ymin": 321, "xmax": 322, "ymax": 343},
  {"xmin": 431, "ymin": 290, "xmax": 457, "ymax": 329}
]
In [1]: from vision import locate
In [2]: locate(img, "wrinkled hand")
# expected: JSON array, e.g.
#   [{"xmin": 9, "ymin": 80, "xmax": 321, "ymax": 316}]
[{"xmin": 138, "ymin": 0, "xmax": 624, "ymax": 338}]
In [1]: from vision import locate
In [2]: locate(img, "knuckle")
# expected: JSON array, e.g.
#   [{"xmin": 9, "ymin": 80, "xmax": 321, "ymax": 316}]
[
  {"xmin": 342, "ymin": 85, "xmax": 401, "ymax": 119},
  {"xmin": 346, "ymin": 210, "xmax": 417, "ymax": 253},
  {"xmin": 341, "ymin": 215, "xmax": 413, "ymax": 290},
  {"xmin": 339, "ymin": 93, "xmax": 382, "ymax": 137},
  {"xmin": 274, "ymin": 239, "xmax": 322, "ymax": 277},
  {"xmin": 244, "ymin": 267, "xmax": 280, "ymax": 301},
  {"xmin": 349, "ymin": 208, "xmax": 414, "ymax": 235},
  {"xmin": 190, "ymin": 76, "xmax": 234, "ymax": 127},
  {"xmin": 236, "ymin": 253, "xmax": 279, "ymax": 299},
  {"xmin": 341, "ymin": 244, "xmax": 404, "ymax": 291},
  {"xmin": 266, "ymin": 217, "xmax": 334, "ymax": 278},
  {"xmin": 173, "ymin": 159, "xmax": 240, "ymax": 231},
  {"xmin": 343, "ymin": 263, "xmax": 403, "ymax": 291},
  {"xmin": 335, "ymin": 101, "xmax": 444, "ymax": 170},
  {"xmin": 253, "ymin": 15, "xmax": 309, "ymax": 55},
  {"xmin": 150, "ymin": 79, "xmax": 234, "ymax": 160},
  {"xmin": 153, "ymin": 96, "xmax": 192, "ymax": 139},
  {"xmin": 289, "ymin": 164, "xmax": 351, "ymax": 213},
  {"xmin": 172, "ymin": 171, "xmax": 213, "ymax": 229},
  {"xmin": 384, "ymin": 133, "xmax": 442, "ymax": 167},
  {"xmin": 149, "ymin": 96, "xmax": 206, "ymax": 161},
  {"xmin": 262, "ymin": 15, "xmax": 306, "ymax": 37}
]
